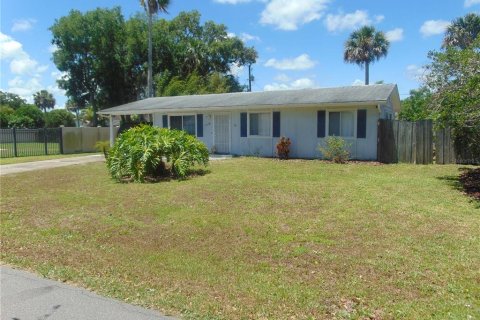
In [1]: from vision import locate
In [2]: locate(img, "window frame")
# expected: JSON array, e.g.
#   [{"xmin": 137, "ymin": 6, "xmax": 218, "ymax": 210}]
[
  {"xmin": 326, "ymin": 109, "xmax": 356, "ymax": 139},
  {"xmin": 247, "ymin": 111, "xmax": 272, "ymax": 138},
  {"xmin": 168, "ymin": 113, "xmax": 197, "ymax": 136}
]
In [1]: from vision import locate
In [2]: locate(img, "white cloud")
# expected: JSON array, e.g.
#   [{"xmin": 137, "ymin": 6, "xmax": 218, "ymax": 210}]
[
  {"xmin": 0, "ymin": 32, "xmax": 23, "ymax": 59},
  {"xmin": 260, "ymin": 0, "xmax": 329, "ymax": 30},
  {"xmin": 11, "ymin": 19, "xmax": 36, "ymax": 32},
  {"xmin": 325, "ymin": 10, "xmax": 374, "ymax": 32},
  {"xmin": 374, "ymin": 15, "xmax": 385, "ymax": 23},
  {"xmin": 464, "ymin": 0, "xmax": 480, "ymax": 7},
  {"xmin": 420, "ymin": 20, "xmax": 450, "ymax": 37},
  {"xmin": 264, "ymin": 77, "xmax": 317, "ymax": 91},
  {"xmin": 7, "ymin": 76, "xmax": 43, "ymax": 102},
  {"xmin": 240, "ymin": 33, "xmax": 260, "ymax": 42},
  {"xmin": 264, "ymin": 54, "xmax": 316, "ymax": 70},
  {"xmin": 352, "ymin": 79, "xmax": 364, "ymax": 86},
  {"xmin": 48, "ymin": 44, "xmax": 58, "ymax": 53},
  {"xmin": 406, "ymin": 64, "xmax": 428, "ymax": 82},
  {"xmin": 0, "ymin": 32, "xmax": 48, "ymax": 76},
  {"xmin": 229, "ymin": 62, "xmax": 244, "ymax": 77},
  {"xmin": 274, "ymin": 73, "xmax": 290, "ymax": 82},
  {"xmin": 385, "ymin": 28, "xmax": 404, "ymax": 42},
  {"xmin": 213, "ymin": 0, "xmax": 252, "ymax": 3}
]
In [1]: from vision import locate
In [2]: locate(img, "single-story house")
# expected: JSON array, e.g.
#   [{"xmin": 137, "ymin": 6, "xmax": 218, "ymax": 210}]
[{"xmin": 99, "ymin": 84, "xmax": 400, "ymax": 160}]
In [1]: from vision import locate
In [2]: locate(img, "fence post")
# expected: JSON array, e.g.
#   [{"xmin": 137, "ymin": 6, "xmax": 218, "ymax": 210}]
[
  {"xmin": 44, "ymin": 127, "xmax": 48, "ymax": 155},
  {"xmin": 59, "ymin": 127, "xmax": 64, "ymax": 154},
  {"xmin": 12, "ymin": 127, "xmax": 18, "ymax": 157}
]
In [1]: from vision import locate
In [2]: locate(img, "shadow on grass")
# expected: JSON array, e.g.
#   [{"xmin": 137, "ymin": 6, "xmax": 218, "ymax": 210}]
[
  {"xmin": 119, "ymin": 168, "xmax": 211, "ymax": 184},
  {"xmin": 437, "ymin": 167, "xmax": 480, "ymax": 207}
]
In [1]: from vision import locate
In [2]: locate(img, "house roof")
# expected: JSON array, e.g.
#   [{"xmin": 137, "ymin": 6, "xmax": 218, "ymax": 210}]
[{"xmin": 98, "ymin": 84, "xmax": 401, "ymax": 115}]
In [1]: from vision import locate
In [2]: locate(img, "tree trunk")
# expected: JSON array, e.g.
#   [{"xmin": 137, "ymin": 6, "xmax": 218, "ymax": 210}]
[
  {"xmin": 147, "ymin": 9, "xmax": 153, "ymax": 98},
  {"xmin": 365, "ymin": 61, "xmax": 370, "ymax": 85},
  {"xmin": 90, "ymin": 93, "xmax": 98, "ymax": 127}
]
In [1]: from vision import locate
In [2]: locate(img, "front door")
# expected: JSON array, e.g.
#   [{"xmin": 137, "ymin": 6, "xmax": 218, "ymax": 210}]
[{"xmin": 214, "ymin": 114, "xmax": 230, "ymax": 154}]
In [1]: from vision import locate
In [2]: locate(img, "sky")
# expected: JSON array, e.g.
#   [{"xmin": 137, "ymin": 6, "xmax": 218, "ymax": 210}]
[{"xmin": 1, "ymin": 0, "xmax": 479, "ymax": 108}]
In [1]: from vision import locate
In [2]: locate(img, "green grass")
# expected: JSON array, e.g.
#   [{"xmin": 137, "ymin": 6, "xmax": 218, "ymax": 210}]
[
  {"xmin": 0, "ymin": 142, "xmax": 60, "ymax": 158},
  {"xmin": 1, "ymin": 158, "xmax": 479, "ymax": 319},
  {"xmin": 0, "ymin": 152, "xmax": 99, "ymax": 165}
]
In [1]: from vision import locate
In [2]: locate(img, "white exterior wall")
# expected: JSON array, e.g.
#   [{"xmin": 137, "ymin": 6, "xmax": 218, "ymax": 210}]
[{"xmin": 153, "ymin": 105, "xmax": 379, "ymax": 160}]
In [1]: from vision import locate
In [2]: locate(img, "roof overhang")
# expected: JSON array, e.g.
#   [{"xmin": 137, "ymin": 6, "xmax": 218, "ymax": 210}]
[{"xmin": 98, "ymin": 100, "xmax": 387, "ymax": 116}]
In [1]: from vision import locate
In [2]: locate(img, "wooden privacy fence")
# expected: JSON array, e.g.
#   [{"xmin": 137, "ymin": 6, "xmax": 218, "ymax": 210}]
[{"xmin": 377, "ymin": 119, "xmax": 460, "ymax": 164}]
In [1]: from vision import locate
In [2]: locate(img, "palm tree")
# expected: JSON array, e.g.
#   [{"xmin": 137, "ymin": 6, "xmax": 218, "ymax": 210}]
[
  {"xmin": 33, "ymin": 90, "xmax": 56, "ymax": 113},
  {"xmin": 443, "ymin": 13, "xmax": 480, "ymax": 49},
  {"xmin": 344, "ymin": 26, "xmax": 389, "ymax": 85},
  {"xmin": 140, "ymin": 0, "xmax": 171, "ymax": 98}
]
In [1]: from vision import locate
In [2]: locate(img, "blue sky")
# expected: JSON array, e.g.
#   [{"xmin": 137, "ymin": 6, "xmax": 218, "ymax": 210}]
[{"xmin": 1, "ymin": 0, "xmax": 479, "ymax": 108}]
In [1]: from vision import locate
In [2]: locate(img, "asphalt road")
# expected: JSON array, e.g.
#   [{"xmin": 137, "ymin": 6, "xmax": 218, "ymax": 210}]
[{"xmin": 0, "ymin": 266, "xmax": 176, "ymax": 320}]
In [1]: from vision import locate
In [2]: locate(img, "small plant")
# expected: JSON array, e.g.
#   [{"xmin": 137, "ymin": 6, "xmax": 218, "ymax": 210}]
[
  {"xmin": 318, "ymin": 136, "xmax": 350, "ymax": 163},
  {"xmin": 276, "ymin": 137, "xmax": 291, "ymax": 160},
  {"xmin": 94, "ymin": 140, "xmax": 111, "ymax": 159}
]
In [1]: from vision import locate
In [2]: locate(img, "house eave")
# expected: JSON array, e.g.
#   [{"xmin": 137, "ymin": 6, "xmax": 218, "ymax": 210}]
[{"xmin": 98, "ymin": 100, "xmax": 386, "ymax": 116}]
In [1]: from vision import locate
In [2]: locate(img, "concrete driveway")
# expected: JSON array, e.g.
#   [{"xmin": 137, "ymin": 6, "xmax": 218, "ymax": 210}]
[
  {"xmin": 0, "ymin": 266, "xmax": 175, "ymax": 320},
  {"xmin": 0, "ymin": 155, "xmax": 104, "ymax": 176}
]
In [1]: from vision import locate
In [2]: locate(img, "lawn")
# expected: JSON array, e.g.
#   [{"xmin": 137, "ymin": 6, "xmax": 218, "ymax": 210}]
[
  {"xmin": 1, "ymin": 158, "xmax": 479, "ymax": 319},
  {"xmin": 0, "ymin": 152, "xmax": 98, "ymax": 165}
]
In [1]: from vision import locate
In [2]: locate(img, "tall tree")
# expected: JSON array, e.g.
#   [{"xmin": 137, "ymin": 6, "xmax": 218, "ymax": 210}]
[
  {"xmin": 51, "ymin": 8, "xmax": 132, "ymax": 126},
  {"xmin": 442, "ymin": 13, "xmax": 480, "ymax": 49},
  {"xmin": 344, "ymin": 26, "xmax": 389, "ymax": 85},
  {"xmin": 425, "ymin": 37, "xmax": 480, "ymax": 160},
  {"xmin": 33, "ymin": 90, "xmax": 55, "ymax": 113},
  {"xmin": 66, "ymin": 99, "xmax": 82, "ymax": 127},
  {"xmin": 140, "ymin": 0, "xmax": 170, "ymax": 98}
]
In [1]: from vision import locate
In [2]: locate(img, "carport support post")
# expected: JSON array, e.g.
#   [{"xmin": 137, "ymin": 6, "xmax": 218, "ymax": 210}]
[{"xmin": 109, "ymin": 115, "xmax": 114, "ymax": 147}]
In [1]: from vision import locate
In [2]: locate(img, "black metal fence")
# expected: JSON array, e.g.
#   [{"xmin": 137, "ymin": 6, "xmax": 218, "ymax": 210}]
[{"xmin": 0, "ymin": 128, "xmax": 63, "ymax": 158}]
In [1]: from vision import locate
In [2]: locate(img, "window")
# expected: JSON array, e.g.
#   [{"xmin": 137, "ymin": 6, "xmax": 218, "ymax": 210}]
[
  {"xmin": 328, "ymin": 111, "xmax": 354, "ymax": 137},
  {"xmin": 169, "ymin": 115, "xmax": 196, "ymax": 135},
  {"xmin": 249, "ymin": 112, "xmax": 271, "ymax": 136}
]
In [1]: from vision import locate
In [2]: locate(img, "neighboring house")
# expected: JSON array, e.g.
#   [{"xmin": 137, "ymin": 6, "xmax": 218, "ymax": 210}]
[{"xmin": 99, "ymin": 84, "xmax": 400, "ymax": 160}]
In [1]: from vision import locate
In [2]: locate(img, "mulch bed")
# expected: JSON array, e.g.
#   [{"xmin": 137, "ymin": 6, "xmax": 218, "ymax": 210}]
[{"xmin": 459, "ymin": 167, "xmax": 480, "ymax": 201}]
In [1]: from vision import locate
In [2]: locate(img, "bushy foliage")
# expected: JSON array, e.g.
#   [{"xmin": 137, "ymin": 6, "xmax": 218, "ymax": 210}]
[
  {"xmin": 276, "ymin": 137, "xmax": 291, "ymax": 160},
  {"xmin": 399, "ymin": 86, "xmax": 432, "ymax": 121},
  {"xmin": 7, "ymin": 115, "xmax": 35, "ymax": 129},
  {"xmin": 44, "ymin": 109, "xmax": 76, "ymax": 127},
  {"xmin": 107, "ymin": 125, "xmax": 209, "ymax": 182},
  {"xmin": 16, "ymin": 105, "xmax": 45, "ymax": 128},
  {"xmin": 0, "ymin": 106, "xmax": 15, "ymax": 127},
  {"xmin": 318, "ymin": 136, "xmax": 351, "ymax": 164}
]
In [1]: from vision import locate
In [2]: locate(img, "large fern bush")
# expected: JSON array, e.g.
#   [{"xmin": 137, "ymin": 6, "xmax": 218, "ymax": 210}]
[{"xmin": 107, "ymin": 125, "xmax": 209, "ymax": 182}]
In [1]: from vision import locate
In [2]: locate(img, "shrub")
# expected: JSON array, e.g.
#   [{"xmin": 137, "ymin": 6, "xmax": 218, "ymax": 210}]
[
  {"xmin": 45, "ymin": 109, "xmax": 75, "ymax": 127},
  {"xmin": 318, "ymin": 136, "xmax": 350, "ymax": 163},
  {"xmin": 107, "ymin": 125, "xmax": 209, "ymax": 182},
  {"xmin": 16, "ymin": 104, "xmax": 45, "ymax": 128},
  {"xmin": 276, "ymin": 137, "xmax": 291, "ymax": 160}
]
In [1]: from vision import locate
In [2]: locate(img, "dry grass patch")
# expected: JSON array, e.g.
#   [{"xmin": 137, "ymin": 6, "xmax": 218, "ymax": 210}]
[{"xmin": 1, "ymin": 158, "xmax": 479, "ymax": 319}]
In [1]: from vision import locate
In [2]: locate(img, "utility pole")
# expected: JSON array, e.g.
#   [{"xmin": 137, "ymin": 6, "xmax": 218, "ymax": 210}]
[{"xmin": 248, "ymin": 64, "xmax": 253, "ymax": 92}]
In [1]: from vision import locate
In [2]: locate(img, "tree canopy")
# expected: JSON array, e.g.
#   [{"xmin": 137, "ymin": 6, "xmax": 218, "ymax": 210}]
[
  {"xmin": 33, "ymin": 90, "xmax": 56, "ymax": 113},
  {"xmin": 50, "ymin": 8, "xmax": 257, "ymax": 126},
  {"xmin": 442, "ymin": 13, "xmax": 480, "ymax": 49},
  {"xmin": 399, "ymin": 87, "xmax": 432, "ymax": 122},
  {"xmin": 344, "ymin": 26, "xmax": 389, "ymax": 85},
  {"xmin": 425, "ymin": 36, "xmax": 480, "ymax": 159}
]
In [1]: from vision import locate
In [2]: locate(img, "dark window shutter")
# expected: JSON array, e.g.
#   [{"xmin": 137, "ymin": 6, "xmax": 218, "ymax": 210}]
[
  {"xmin": 240, "ymin": 112, "xmax": 247, "ymax": 137},
  {"xmin": 196, "ymin": 114, "xmax": 203, "ymax": 137},
  {"xmin": 272, "ymin": 112, "xmax": 280, "ymax": 137},
  {"xmin": 162, "ymin": 115, "xmax": 168, "ymax": 128},
  {"xmin": 357, "ymin": 109, "xmax": 367, "ymax": 138},
  {"xmin": 317, "ymin": 110, "xmax": 326, "ymax": 138}
]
